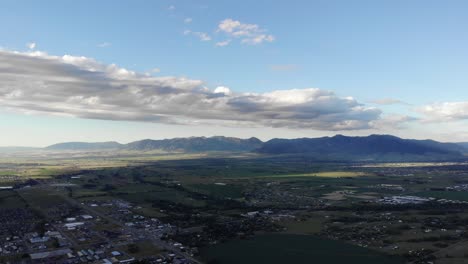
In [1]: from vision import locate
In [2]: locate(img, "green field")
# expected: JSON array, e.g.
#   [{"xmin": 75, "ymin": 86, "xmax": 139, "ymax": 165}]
[
  {"xmin": 0, "ymin": 190, "xmax": 27, "ymax": 209},
  {"xmin": 259, "ymin": 171, "xmax": 367, "ymax": 178},
  {"xmin": 18, "ymin": 188, "xmax": 69, "ymax": 209},
  {"xmin": 200, "ymin": 234, "xmax": 404, "ymax": 264},
  {"xmin": 416, "ymin": 190, "xmax": 468, "ymax": 201},
  {"xmin": 282, "ymin": 219, "xmax": 323, "ymax": 234},
  {"xmin": 116, "ymin": 188, "xmax": 207, "ymax": 207},
  {"xmin": 187, "ymin": 183, "xmax": 244, "ymax": 199}
]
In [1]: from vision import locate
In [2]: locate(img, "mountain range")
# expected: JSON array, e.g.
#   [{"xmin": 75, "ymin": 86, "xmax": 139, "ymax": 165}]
[
  {"xmin": 257, "ymin": 135, "xmax": 466, "ymax": 161},
  {"xmin": 5, "ymin": 135, "xmax": 468, "ymax": 161},
  {"xmin": 46, "ymin": 141, "xmax": 122, "ymax": 151},
  {"xmin": 45, "ymin": 136, "xmax": 263, "ymax": 153}
]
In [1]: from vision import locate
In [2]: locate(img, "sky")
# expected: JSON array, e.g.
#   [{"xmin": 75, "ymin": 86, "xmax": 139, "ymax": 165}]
[{"xmin": 1, "ymin": 0, "xmax": 468, "ymax": 146}]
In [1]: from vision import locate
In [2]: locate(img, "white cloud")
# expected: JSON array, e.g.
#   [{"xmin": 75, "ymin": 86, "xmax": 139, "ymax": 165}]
[
  {"xmin": 371, "ymin": 98, "xmax": 404, "ymax": 105},
  {"xmin": 214, "ymin": 86, "xmax": 232, "ymax": 95},
  {"xmin": 370, "ymin": 114, "xmax": 417, "ymax": 129},
  {"xmin": 0, "ymin": 49, "xmax": 382, "ymax": 130},
  {"xmin": 241, "ymin": 34, "xmax": 274, "ymax": 45},
  {"xmin": 27, "ymin": 42, "xmax": 36, "ymax": 50},
  {"xmin": 184, "ymin": 30, "xmax": 211, "ymax": 41},
  {"xmin": 194, "ymin": 32, "xmax": 211, "ymax": 41},
  {"xmin": 144, "ymin": 68, "xmax": 161, "ymax": 76},
  {"xmin": 168, "ymin": 5, "xmax": 175, "ymax": 10},
  {"xmin": 217, "ymin": 19, "xmax": 275, "ymax": 45},
  {"xmin": 184, "ymin": 18, "xmax": 192, "ymax": 24},
  {"xmin": 417, "ymin": 102, "xmax": 468, "ymax": 122},
  {"xmin": 97, "ymin": 42, "xmax": 111, "ymax": 48},
  {"xmin": 215, "ymin": 40, "xmax": 231, "ymax": 47}
]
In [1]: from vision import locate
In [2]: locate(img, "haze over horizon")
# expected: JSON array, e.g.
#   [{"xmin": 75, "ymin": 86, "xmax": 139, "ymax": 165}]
[{"xmin": 1, "ymin": 0, "xmax": 468, "ymax": 147}]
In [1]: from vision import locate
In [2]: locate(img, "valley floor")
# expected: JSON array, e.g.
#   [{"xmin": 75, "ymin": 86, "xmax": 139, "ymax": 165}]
[{"xmin": 2, "ymin": 153, "xmax": 468, "ymax": 263}]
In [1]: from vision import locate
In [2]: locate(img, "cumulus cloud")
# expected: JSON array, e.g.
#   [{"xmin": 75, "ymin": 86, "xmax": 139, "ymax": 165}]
[
  {"xmin": 417, "ymin": 102, "xmax": 468, "ymax": 122},
  {"xmin": 144, "ymin": 68, "xmax": 161, "ymax": 76},
  {"xmin": 27, "ymin": 42, "xmax": 36, "ymax": 50},
  {"xmin": 183, "ymin": 30, "xmax": 211, "ymax": 41},
  {"xmin": 217, "ymin": 19, "xmax": 275, "ymax": 45},
  {"xmin": 0, "ymin": 49, "xmax": 382, "ymax": 130},
  {"xmin": 214, "ymin": 86, "xmax": 232, "ymax": 95}
]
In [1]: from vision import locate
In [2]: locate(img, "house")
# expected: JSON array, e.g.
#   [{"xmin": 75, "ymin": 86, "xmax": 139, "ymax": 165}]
[
  {"xmin": 30, "ymin": 236, "xmax": 50, "ymax": 243},
  {"xmin": 81, "ymin": 215, "xmax": 94, "ymax": 220},
  {"xmin": 64, "ymin": 222, "xmax": 84, "ymax": 229},
  {"xmin": 29, "ymin": 248, "xmax": 72, "ymax": 260}
]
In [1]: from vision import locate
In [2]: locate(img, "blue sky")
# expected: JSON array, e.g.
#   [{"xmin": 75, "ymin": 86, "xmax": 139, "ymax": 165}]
[{"xmin": 1, "ymin": 0, "xmax": 468, "ymax": 146}]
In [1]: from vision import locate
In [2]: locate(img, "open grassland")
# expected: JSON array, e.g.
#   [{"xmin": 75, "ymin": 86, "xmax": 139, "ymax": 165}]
[
  {"xmin": 0, "ymin": 152, "xmax": 212, "ymax": 181},
  {"xmin": 1, "ymin": 152, "xmax": 372, "ymax": 186},
  {"xmin": 265, "ymin": 171, "xmax": 367, "ymax": 178}
]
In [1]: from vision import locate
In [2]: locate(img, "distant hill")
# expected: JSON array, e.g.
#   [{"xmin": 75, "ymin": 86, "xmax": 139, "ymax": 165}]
[
  {"xmin": 46, "ymin": 141, "xmax": 122, "ymax": 151},
  {"xmin": 456, "ymin": 142, "xmax": 468, "ymax": 151},
  {"xmin": 257, "ymin": 135, "xmax": 465, "ymax": 161},
  {"xmin": 44, "ymin": 137, "xmax": 263, "ymax": 152},
  {"xmin": 125, "ymin": 136, "xmax": 263, "ymax": 152},
  {"xmin": 0, "ymin": 147, "xmax": 40, "ymax": 153}
]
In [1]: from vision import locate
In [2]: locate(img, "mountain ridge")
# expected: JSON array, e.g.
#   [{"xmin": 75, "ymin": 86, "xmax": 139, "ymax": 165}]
[
  {"xmin": 45, "ymin": 136, "xmax": 263, "ymax": 153},
  {"xmin": 46, "ymin": 141, "xmax": 123, "ymax": 150},
  {"xmin": 9, "ymin": 135, "xmax": 468, "ymax": 161},
  {"xmin": 125, "ymin": 136, "xmax": 263, "ymax": 152},
  {"xmin": 256, "ymin": 134, "xmax": 466, "ymax": 161}
]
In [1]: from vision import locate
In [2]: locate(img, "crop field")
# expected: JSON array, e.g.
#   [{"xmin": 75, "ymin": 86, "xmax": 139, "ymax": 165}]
[
  {"xmin": 186, "ymin": 183, "xmax": 245, "ymax": 199},
  {"xmin": 281, "ymin": 218, "xmax": 323, "ymax": 234},
  {"xmin": 18, "ymin": 188, "xmax": 69, "ymax": 210},
  {"xmin": 0, "ymin": 190, "xmax": 27, "ymax": 209},
  {"xmin": 239, "ymin": 171, "xmax": 368, "ymax": 179},
  {"xmin": 200, "ymin": 234, "xmax": 404, "ymax": 264},
  {"xmin": 117, "ymin": 190, "xmax": 207, "ymax": 207},
  {"xmin": 0, "ymin": 152, "xmax": 212, "ymax": 182},
  {"xmin": 415, "ymin": 190, "xmax": 468, "ymax": 201},
  {"xmin": 358, "ymin": 162, "xmax": 468, "ymax": 168}
]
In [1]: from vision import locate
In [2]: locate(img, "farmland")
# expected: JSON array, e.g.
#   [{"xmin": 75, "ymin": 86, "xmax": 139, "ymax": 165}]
[
  {"xmin": 200, "ymin": 234, "xmax": 404, "ymax": 264},
  {"xmin": 3, "ymin": 151, "xmax": 468, "ymax": 263}
]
